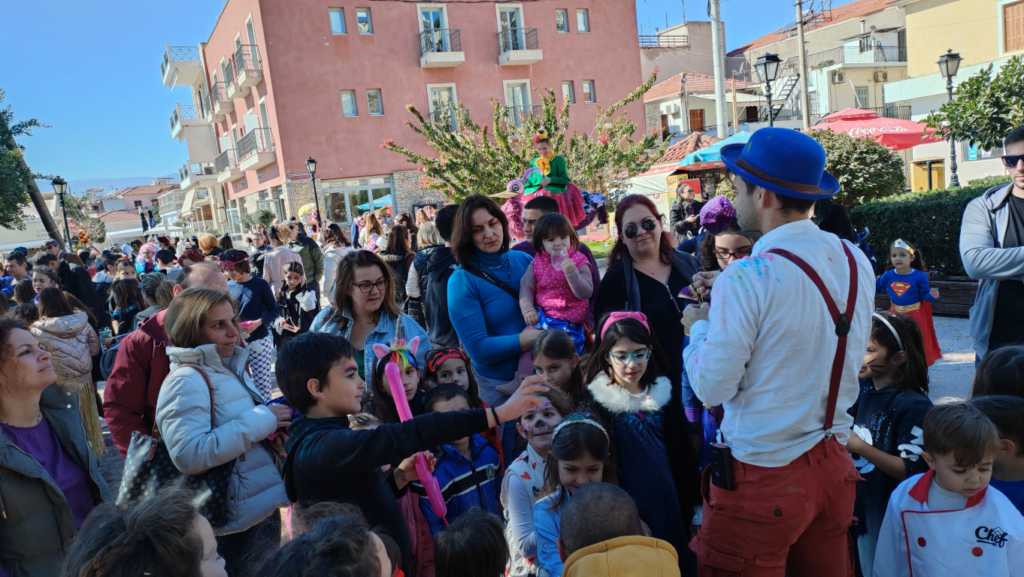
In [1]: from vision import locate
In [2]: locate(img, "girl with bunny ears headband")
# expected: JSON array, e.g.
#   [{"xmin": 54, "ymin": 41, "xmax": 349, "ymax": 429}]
[{"xmin": 366, "ymin": 318, "xmax": 429, "ymax": 424}]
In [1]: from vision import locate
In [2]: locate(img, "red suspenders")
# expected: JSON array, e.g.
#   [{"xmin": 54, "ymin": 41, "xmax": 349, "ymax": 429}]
[{"xmin": 766, "ymin": 243, "xmax": 859, "ymax": 436}]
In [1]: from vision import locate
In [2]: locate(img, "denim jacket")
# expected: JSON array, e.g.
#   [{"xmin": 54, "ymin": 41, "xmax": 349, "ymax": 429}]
[
  {"xmin": 959, "ymin": 183, "xmax": 1024, "ymax": 358},
  {"xmin": 309, "ymin": 306, "xmax": 432, "ymax": 376}
]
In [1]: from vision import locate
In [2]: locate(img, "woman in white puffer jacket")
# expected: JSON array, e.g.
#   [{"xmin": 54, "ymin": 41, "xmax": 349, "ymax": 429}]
[{"xmin": 155, "ymin": 286, "xmax": 290, "ymax": 575}]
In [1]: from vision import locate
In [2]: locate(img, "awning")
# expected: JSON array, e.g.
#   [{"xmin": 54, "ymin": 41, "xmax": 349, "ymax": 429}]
[
  {"xmin": 636, "ymin": 163, "xmax": 684, "ymax": 178},
  {"xmin": 809, "ymin": 118, "xmax": 943, "ymax": 151},
  {"xmin": 679, "ymin": 132, "xmax": 750, "ymax": 166},
  {"xmin": 180, "ymin": 189, "xmax": 196, "ymax": 213},
  {"xmin": 357, "ymin": 196, "xmax": 394, "ymax": 211}
]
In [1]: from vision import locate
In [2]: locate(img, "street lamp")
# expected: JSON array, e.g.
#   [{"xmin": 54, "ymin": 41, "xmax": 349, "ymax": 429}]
[
  {"xmin": 305, "ymin": 157, "xmax": 323, "ymax": 229},
  {"xmin": 52, "ymin": 176, "xmax": 71, "ymax": 248},
  {"xmin": 755, "ymin": 52, "xmax": 782, "ymax": 128},
  {"xmin": 938, "ymin": 49, "xmax": 963, "ymax": 188}
]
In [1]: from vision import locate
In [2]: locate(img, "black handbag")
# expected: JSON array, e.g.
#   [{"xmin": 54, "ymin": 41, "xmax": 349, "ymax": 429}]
[{"xmin": 116, "ymin": 364, "xmax": 236, "ymax": 527}]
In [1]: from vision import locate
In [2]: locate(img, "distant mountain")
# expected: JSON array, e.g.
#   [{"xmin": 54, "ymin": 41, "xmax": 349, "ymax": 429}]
[{"xmin": 34, "ymin": 174, "xmax": 178, "ymax": 194}]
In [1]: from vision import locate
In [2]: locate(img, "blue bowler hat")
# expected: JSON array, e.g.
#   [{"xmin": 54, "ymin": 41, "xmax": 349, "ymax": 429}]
[{"xmin": 720, "ymin": 128, "xmax": 840, "ymax": 200}]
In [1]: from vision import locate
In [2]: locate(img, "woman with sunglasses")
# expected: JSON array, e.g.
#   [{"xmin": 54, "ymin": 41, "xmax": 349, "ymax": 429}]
[
  {"xmin": 262, "ymin": 225, "xmax": 302, "ymax": 296},
  {"xmin": 593, "ymin": 194, "xmax": 702, "ymax": 534},
  {"xmin": 309, "ymin": 250, "xmax": 431, "ymax": 381}
]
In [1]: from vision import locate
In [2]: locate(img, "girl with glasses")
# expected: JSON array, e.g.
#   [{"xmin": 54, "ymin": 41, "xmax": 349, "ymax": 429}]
[
  {"xmin": 578, "ymin": 312, "xmax": 696, "ymax": 574},
  {"xmin": 696, "ymin": 196, "xmax": 755, "ymax": 273}
]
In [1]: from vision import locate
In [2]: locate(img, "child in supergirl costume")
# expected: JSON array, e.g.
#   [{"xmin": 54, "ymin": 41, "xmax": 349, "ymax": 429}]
[
  {"xmin": 522, "ymin": 129, "xmax": 587, "ymax": 227},
  {"xmin": 875, "ymin": 238, "xmax": 942, "ymax": 366}
]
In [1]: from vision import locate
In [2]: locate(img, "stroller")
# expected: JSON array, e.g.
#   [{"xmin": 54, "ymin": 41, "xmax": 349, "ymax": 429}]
[{"xmin": 855, "ymin": 227, "xmax": 880, "ymax": 275}]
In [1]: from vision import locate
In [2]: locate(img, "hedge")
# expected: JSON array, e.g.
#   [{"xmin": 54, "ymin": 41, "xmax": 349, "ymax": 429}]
[{"xmin": 849, "ymin": 176, "xmax": 1011, "ymax": 279}]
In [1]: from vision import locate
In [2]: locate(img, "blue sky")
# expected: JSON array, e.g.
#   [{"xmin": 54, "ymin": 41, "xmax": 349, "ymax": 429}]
[{"xmin": 2, "ymin": 0, "xmax": 821, "ymax": 186}]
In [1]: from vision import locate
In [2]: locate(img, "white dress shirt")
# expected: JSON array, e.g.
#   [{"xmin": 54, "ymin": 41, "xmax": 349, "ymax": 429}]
[{"xmin": 683, "ymin": 219, "xmax": 875, "ymax": 467}]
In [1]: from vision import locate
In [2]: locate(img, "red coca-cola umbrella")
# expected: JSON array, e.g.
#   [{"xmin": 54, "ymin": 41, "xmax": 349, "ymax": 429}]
[{"xmin": 811, "ymin": 114, "xmax": 943, "ymax": 151}]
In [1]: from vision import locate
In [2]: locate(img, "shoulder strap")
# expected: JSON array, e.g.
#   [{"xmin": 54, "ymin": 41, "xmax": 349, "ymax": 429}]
[
  {"xmin": 766, "ymin": 242, "xmax": 858, "ymax": 435},
  {"xmin": 170, "ymin": 363, "xmax": 217, "ymax": 431},
  {"xmin": 460, "ymin": 265, "xmax": 520, "ymax": 301}
]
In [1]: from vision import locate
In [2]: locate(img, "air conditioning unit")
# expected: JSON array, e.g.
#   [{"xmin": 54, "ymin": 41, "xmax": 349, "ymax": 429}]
[
  {"xmin": 874, "ymin": 71, "xmax": 889, "ymax": 83},
  {"xmin": 666, "ymin": 103, "xmax": 680, "ymax": 115},
  {"xmin": 831, "ymin": 72, "xmax": 845, "ymax": 84}
]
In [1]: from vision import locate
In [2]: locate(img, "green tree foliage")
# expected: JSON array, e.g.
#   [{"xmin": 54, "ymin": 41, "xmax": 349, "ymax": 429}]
[
  {"xmin": 241, "ymin": 208, "xmax": 276, "ymax": 232},
  {"xmin": 384, "ymin": 73, "xmax": 665, "ymax": 204},
  {"xmin": 806, "ymin": 128, "xmax": 907, "ymax": 208},
  {"xmin": 0, "ymin": 89, "xmax": 48, "ymax": 230},
  {"xmin": 61, "ymin": 195, "xmax": 106, "ymax": 246},
  {"xmin": 924, "ymin": 55, "xmax": 1024, "ymax": 150},
  {"xmin": 850, "ymin": 175, "xmax": 1010, "ymax": 278}
]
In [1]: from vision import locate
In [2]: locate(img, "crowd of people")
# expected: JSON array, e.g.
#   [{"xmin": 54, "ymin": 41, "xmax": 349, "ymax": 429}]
[{"xmin": 1, "ymin": 125, "xmax": 1024, "ymax": 577}]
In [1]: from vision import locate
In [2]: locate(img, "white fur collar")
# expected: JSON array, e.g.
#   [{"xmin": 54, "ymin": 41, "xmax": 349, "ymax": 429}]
[{"xmin": 586, "ymin": 373, "xmax": 672, "ymax": 414}]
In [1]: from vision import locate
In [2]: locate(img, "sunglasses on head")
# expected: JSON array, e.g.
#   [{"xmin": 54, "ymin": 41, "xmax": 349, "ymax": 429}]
[
  {"xmin": 1002, "ymin": 155, "xmax": 1024, "ymax": 169},
  {"xmin": 623, "ymin": 218, "xmax": 659, "ymax": 239}
]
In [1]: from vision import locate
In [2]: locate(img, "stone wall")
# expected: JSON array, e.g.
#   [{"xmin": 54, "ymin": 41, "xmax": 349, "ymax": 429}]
[
  {"xmin": 645, "ymin": 103, "xmax": 665, "ymax": 144},
  {"xmin": 391, "ymin": 170, "xmax": 445, "ymax": 216},
  {"xmin": 284, "ymin": 179, "xmax": 317, "ymax": 220}
]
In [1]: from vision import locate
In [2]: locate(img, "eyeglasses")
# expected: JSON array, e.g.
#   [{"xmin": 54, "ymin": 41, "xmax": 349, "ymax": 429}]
[
  {"xmin": 714, "ymin": 246, "xmax": 753, "ymax": 260},
  {"xmin": 623, "ymin": 218, "xmax": 659, "ymax": 239},
  {"xmin": 1002, "ymin": 155, "xmax": 1024, "ymax": 169},
  {"xmin": 355, "ymin": 279, "xmax": 389, "ymax": 293},
  {"xmin": 608, "ymin": 349, "xmax": 651, "ymax": 365}
]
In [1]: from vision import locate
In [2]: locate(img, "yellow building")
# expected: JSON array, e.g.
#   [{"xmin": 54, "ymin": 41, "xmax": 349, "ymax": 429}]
[{"xmin": 886, "ymin": 0, "xmax": 1024, "ymax": 189}]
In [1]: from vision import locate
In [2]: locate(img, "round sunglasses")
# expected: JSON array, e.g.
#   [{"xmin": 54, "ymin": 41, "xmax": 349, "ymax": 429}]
[{"xmin": 623, "ymin": 218, "xmax": 659, "ymax": 239}]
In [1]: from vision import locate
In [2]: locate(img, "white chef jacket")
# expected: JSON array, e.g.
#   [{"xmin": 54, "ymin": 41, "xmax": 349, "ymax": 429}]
[{"xmin": 873, "ymin": 470, "xmax": 1024, "ymax": 577}]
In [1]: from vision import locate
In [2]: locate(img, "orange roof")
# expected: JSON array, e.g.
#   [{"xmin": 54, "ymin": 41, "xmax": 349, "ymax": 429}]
[
  {"xmin": 727, "ymin": 0, "xmax": 894, "ymax": 56},
  {"xmin": 645, "ymin": 73, "xmax": 756, "ymax": 102},
  {"xmin": 654, "ymin": 132, "xmax": 722, "ymax": 164},
  {"xmin": 97, "ymin": 209, "xmax": 143, "ymax": 223}
]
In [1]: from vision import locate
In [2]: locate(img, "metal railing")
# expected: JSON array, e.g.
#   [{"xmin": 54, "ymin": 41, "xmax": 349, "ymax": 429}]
[
  {"xmin": 639, "ymin": 35, "xmax": 689, "ymax": 48},
  {"xmin": 215, "ymin": 149, "xmax": 238, "ymax": 173},
  {"xmin": 210, "ymin": 82, "xmax": 229, "ymax": 102},
  {"xmin": 807, "ymin": 45, "xmax": 907, "ymax": 69},
  {"xmin": 199, "ymin": 90, "xmax": 212, "ymax": 118},
  {"xmin": 161, "ymin": 46, "xmax": 200, "ymax": 78},
  {"xmin": 498, "ymin": 28, "xmax": 539, "ymax": 54},
  {"xmin": 871, "ymin": 105, "xmax": 911, "ymax": 120},
  {"xmin": 169, "ymin": 104, "xmax": 200, "ymax": 131},
  {"xmin": 236, "ymin": 128, "xmax": 274, "ymax": 160},
  {"xmin": 220, "ymin": 60, "xmax": 236, "ymax": 84},
  {"xmin": 505, "ymin": 105, "xmax": 542, "ymax": 127},
  {"xmin": 420, "ymin": 29, "xmax": 462, "ymax": 56},
  {"xmin": 429, "ymin": 107, "xmax": 468, "ymax": 131},
  {"xmin": 233, "ymin": 44, "xmax": 262, "ymax": 72},
  {"xmin": 179, "ymin": 162, "xmax": 217, "ymax": 182}
]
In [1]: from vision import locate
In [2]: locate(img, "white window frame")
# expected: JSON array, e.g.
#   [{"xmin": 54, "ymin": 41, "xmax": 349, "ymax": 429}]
[
  {"xmin": 416, "ymin": 3, "xmax": 449, "ymax": 33},
  {"xmin": 582, "ymin": 80, "xmax": 596, "ymax": 104},
  {"xmin": 245, "ymin": 14, "xmax": 257, "ymax": 46},
  {"xmin": 562, "ymin": 81, "xmax": 576, "ymax": 104},
  {"xmin": 426, "ymin": 83, "xmax": 459, "ymax": 113},
  {"xmin": 234, "ymin": 33, "xmax": 242, "ymax": 49},
  {"xmin": 576, "ymin": 9, "xmax": 590, "ymax": 33},
  {"xmin": 329, "ymin": 7, "xmax": 347, "ymax": 35},
  {"xmin": 998, "ymin": 0, "xmax": 1024, "ymax": 57},
  {"xmin": 495, "ymin": 3, "xmax": 525, "ymax": 32},
  {"xmin": 555, "ymin": 9, "xmax": 569, "ymax": 33},
  {"xmin": 355, "ymin": 8, "xmax": 374, "ymax": 35},
  {"xmin": 340, "ymin": 90, "xmax": 359, "ymax": 117},
  {"xmin": 220, "ymin": 58, "xmax": 230, "ymax": 84},
  {"xmin": 502, "ymin": 79, "xmax": 533, "ymax": 108},
  {"xmin": 367, "ymin": 89, "xmax": 385, "ymax": 116},
  {"xmin": 258, "ymin": 97, "xmax": 270, "ymax": 129}
]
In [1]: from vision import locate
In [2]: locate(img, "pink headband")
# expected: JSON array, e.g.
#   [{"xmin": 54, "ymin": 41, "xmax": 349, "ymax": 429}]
[{"xmin": 600, "ymin": 311, "xmax": 650, "ymax": 340}]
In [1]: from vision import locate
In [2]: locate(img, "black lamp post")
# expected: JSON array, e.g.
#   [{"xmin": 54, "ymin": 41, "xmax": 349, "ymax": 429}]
[
  {"xmin": 52, "ymin": 176, "xmax": 71, "ymax": 248},
  {"xmin": 305, "ymin": 157, "xmax": 322, "ymax": 229},
  {"xmin": 755, "ymin": 53, "xmax": 782, "ymax": 128},
  {"xmin": 938, "ymin": 49, "xmax": 963, "ymax": 188}
]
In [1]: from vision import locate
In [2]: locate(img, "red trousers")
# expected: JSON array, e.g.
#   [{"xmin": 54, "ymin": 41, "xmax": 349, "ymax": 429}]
[{"xmin": 690, "ymin": 439, "xmax": 859, "ymax": 577}]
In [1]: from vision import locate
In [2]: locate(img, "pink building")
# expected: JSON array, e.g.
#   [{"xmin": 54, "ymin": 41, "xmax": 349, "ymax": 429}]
[{"xmin": 161, "ymin": 0, "xmax": 646, "ymax": 235}]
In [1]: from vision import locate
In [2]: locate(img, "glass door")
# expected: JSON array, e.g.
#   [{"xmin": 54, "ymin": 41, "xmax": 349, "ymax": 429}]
[
  {"xmin": 506, "ymin": 82, "xmax": 529, "ymax": 127},
  {"xmin": 371, "ymin": 188, "xmax": 394, "ymax": 219},
  {"xmin": 421, "ymin": 8, "xmax": 446, "ymax": 52},
  {"xmin": 499, "ymin": 8, "xmax": 522, "ymax": 51},
  {"xmin": 430, "ymin": 87, "xmax": 456, "ymax": 127}
]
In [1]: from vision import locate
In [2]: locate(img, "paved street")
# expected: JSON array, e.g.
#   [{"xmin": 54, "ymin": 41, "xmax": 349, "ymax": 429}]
[{"xmin": 928, "ymin": 315, "xmax": 975, "ymax": 404}]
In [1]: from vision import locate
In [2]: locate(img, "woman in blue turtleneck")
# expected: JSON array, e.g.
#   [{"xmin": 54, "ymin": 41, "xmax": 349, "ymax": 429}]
[{"xmin": 447, "ymin": 195, "xmax": 540, "ymax": 411}]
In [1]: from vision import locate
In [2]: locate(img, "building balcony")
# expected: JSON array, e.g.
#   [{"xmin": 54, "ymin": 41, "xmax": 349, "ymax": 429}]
[
  {"xmin": 236, "ymin": 128, "xmax": 276, "ymax": 171},
  {"xmin": 639, "ymin": 35, "xmax": 689, "ymax": 48},
  {"xmin": 160, "ymin": 45, "xmax": 203, "ymax": 89},
  {"xmin": 211, "ymin": 82, "xmax": 233, "ymax": 119},
  {"xmin": 179, "ymin": 162, "xmax": 217, "ymax": 191},
  {"xmin": 215, "ymin": 149, "xmax": 244, "ymax": 183},
  {"xmin": 226, "ymin": 80, "xmax": 249, "ymax": 99},
  {"xmin": 498, "ymin": 28, "xmax": 542, "ymax": 66},
  {"xmin": 169, "ymin": 103, "xmax": 205, "ymax": 141},
  {"xmin": 420, "ymin": 29, "xmax": 465, "ymax": 68},
  {"xmin": 505, "ymin": 104, "xmax": 541, "ymax": 128},
  {"xmin": 233, "ymin": 45, "xmax": 264, "ymax": 88},
  {"xmin": 808, "ymin": 46, "xmax": 907, "ymax": 70}
]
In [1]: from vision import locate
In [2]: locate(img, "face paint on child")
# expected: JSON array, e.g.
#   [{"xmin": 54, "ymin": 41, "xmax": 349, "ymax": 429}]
[
  {"xmin": 518, "ymin": 406, "xmax": 565, "ymax": 456},
  {"xmin": 435, "ymin": 357, "xmax": 470, "ymax": 391}
]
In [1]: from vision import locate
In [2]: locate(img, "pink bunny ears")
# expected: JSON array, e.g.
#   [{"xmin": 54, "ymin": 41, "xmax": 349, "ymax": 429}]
[{"xmin": 373, "ymin": 336, "xmax": 421, "ymax": 370}]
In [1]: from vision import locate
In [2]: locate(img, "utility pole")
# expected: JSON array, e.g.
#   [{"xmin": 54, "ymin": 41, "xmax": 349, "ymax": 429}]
[
  {"xmin": 709, "ymin": 0, "xmax": 728, "ymax": 138},
  {"xmin": 795, "ymin": 0, "xmax": 812, "ymax": 130},
  {"xmin": 732, "ymin": 78, "xmax": 739, "ymax": 135},
  {"xmin": 680, "ymin": 75, "xmax": 690, "ymax": 133},
  {"xmin": 681, "ymin": 0, "xmax": 686, "ymax": 24}
]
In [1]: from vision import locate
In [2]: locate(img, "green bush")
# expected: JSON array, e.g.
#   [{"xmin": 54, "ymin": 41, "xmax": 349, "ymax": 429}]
[
  {"xmin": 849, "ymin": 175, "xmax": 1011, "ymax": 278},
  {"xmin": 806, "ymin": 128, "xmax": 907, "ymax": 209}
]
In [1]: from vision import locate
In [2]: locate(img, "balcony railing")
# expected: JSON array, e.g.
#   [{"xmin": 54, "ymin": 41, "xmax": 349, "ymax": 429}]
[
  {"xmin": 236, "ymin": 128, "xmax": 274, "ymax": 160},
  {"xmin": 808, "ymin": 45, "xmax": 907, "ymax": 69},
  {"xmin": 215, "ymin": 149, "xmax": 239, "ymax": 173},
  {"xmin": 179, "ymin": 162, "xmax": 217, "ymax": 183},
  {"xmin": 429, "ymin": 107, "xmax": 469, "ymax": 131},
  {"xmin": 169, "ymin": 104, "xmax": 200, "ymax": 131},
  {"xmin": 639, "ymin": 35, "xmax": 689, "ymax": 48},
  {"xmin": 505, "ymin": 105, "xmax": 542, "ymax": 127},
  {"xmin": 233, "ymin": 44, "xmax": 262, "ymax": 71},
  {"xmin": 865, "ymin": 105, "xmax": 911, "ymax": 120},
  {"xmin": 420, "ymin": 29, "xmax": 462, "ymax": 56},
  {"xmin": 211, "ymin": 82, "xmax": 229, "ymax": 102},
  {"xmin": 199, "ymin": 90, "xmax": 212, "ymax": 118},
  {"xmin": 160, "ymin": 46, "xmax": 200, "ymax": 78},
  {"xmin": 498, "ymin": 27, "xmax": 539, "ymax": 54}
]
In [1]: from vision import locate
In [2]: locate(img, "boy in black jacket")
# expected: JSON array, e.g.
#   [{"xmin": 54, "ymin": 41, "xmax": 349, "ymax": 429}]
[{"xmin": 278, "ymin": 333, "xmax": 549, "ymax": 573}]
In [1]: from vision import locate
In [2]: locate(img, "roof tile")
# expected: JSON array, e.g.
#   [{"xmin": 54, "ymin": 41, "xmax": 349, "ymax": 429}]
[
  {"xmin": 654, "ymin": 132, "xmax": 722, "ymax": 164},
  {"xmin": 645, "ymin": 73, "xmax": 756, "ymax": 102}
]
